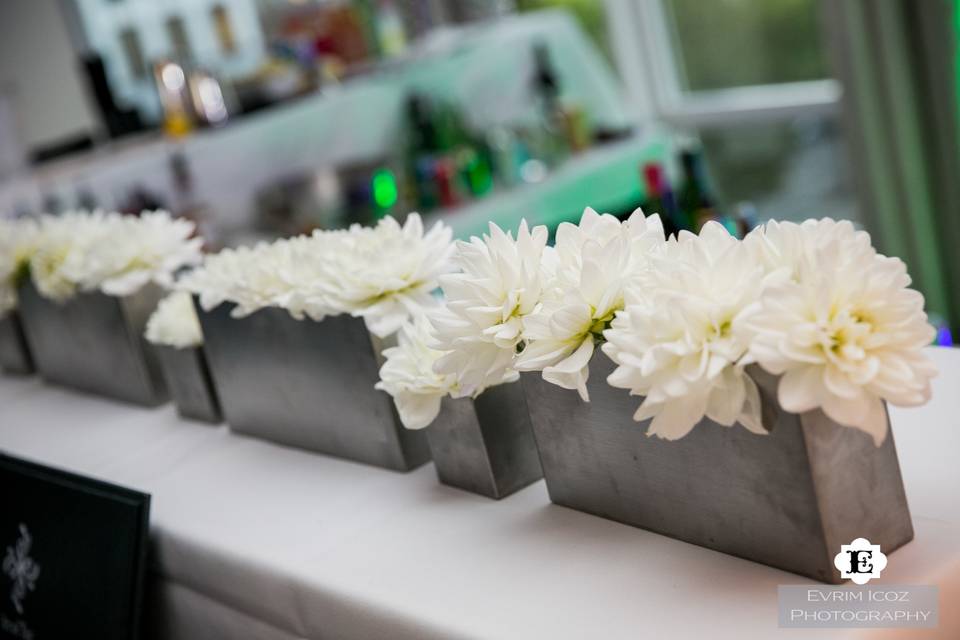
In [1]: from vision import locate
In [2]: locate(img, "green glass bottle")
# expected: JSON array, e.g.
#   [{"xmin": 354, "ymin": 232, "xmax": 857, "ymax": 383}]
[{"xmin": 678, "ymin": 147, "xmax": 718, "ymax": 231}]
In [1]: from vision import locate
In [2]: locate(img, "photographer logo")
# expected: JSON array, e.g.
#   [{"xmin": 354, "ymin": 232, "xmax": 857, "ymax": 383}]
[{"xmin": 834, "ymin": 537, "xmax": 887, "ymax": 585}]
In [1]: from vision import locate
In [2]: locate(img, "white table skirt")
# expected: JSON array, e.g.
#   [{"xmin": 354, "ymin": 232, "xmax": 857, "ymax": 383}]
[{"xmin": 1, "ymin": 348, "xmax": 959, "ymax": 639}]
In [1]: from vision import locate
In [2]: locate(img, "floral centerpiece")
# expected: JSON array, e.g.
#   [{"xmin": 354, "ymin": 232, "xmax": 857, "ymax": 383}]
[
  {"xmin": 379, "ymin": 208, "xmax": 936, "ymax": 444},
  {"xmin": 373, "ymin": 210, "xmax": 666, "ymax": 497},
  {"xmin": 180, "ymin": 213, "xmax": 453, "ymax": 337},
  {"xmin": 0, "ymin": 217, "xmax": 40, "ymax": 373},
  {"xmin": 145, "ymin": 290, "xmax": 221, "ymax": 423},
  {"xmin": 14, "ymin": 210, "xmax": 203, "ymax": 303},
  {"xmin": 0, "ymin": 218, "xmax": 39, "ymax": 319},
  {"xmin": 376, "ymin": 220, "xmax": 551, "ymax": 429},
  {"xmin": 10, "ymin": 209, "xmax": 203, "ymax": 404},
  {"xmin": 601, "ymin": 217, "xmax": 936, "ymax": 445},
  {"xmin": 376, "ymin": 208, "xmax": 666, "ymax": 429},
  {"xmin": 178, "ymin": 212, "xmax": 453, "ymax": 470},
  {"xmin": 146, "ymin": 291, "xmax": 204, "ymax": 350},
  {"xmin": 374, "ymin": 233, "xmax": 547, "ymax": 496},
  {"xmin": 377, "ymin": 206, "xmax": 936, "ymax": 574}
]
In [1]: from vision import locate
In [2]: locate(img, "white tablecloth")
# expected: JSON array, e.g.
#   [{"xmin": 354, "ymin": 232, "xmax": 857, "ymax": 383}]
[{"xmin": 1, "ymin": 348, "xmax": 958, "ymax": 639}]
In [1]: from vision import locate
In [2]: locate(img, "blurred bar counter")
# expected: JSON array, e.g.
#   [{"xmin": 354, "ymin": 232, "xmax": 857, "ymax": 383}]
[{"xmin": 0, "ymin": 11, "xmax": 670, "ymax": 244}]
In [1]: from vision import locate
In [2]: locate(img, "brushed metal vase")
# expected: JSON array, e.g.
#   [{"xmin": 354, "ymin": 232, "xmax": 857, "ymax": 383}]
[
  {"xmin": 521, "ymin": 350, "xmax": 913, "ymax": 583},
  {"xmin": 16, "ymin": 281, "xmax": 167, "ymax": 406},
  {"xmin": 196, "ymin": 301, "xmax": 430, "ymax": 471},
  {"xmin": 428, "ymin": 382, "xmax": 542, "ymax": 499},
  {"xmin": 0, "ymin": 311, "xmax": 34, "ymax": 374},
  {"xmin": 155, "ymin": 345, "xmax": 222, "ymax": 424}
]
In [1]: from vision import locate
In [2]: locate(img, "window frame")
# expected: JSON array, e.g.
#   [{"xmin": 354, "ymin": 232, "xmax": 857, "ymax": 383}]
[{"xmin": 605, "ymin": 0, "xmax": 841, "ymax": 127}]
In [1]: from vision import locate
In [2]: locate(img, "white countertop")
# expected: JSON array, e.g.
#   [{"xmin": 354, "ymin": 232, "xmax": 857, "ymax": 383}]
[{"xmin": 1, "ymin": 348, "xmax": 958, "ymax": 639}]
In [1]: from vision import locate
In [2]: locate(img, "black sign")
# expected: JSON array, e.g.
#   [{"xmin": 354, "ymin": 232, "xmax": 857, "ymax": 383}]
[{"xmin": 0, "ymin": 454, "xmax": 150, "ymax": 640}]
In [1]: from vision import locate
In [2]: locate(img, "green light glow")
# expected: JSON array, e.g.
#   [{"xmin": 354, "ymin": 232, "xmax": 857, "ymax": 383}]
[{"xmin": 372, "ymin": 169, "xmax": 398, "ymax": 210}]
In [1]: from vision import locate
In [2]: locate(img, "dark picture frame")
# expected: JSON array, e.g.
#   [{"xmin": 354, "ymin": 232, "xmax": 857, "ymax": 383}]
[{"xmin": 0, "ymin": 454, "xmax": 150, "ymax": 640}]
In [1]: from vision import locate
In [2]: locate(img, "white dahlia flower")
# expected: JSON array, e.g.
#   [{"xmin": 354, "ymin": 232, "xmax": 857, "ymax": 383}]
[
  {"xmin": 27, "ymin": 210, "xmax": 202, "ymax": 302},
  {"xmin": 30, "ymin": 211, "xmax": 115, "ymax": 302},
  {"xmin": 516, "ymin": 207, "xmax": 664, "ymax": 400},
  {"xmin": 145, "ymin": 290, "xmax": 204, "ymax": 349},
  {"xmin": 602, "ymin": 222, "xmax": 767, "ymax": 440},
  {"xmin": 0, "ymin": 217, "xmax": 39, "ymax": 316},
  {"xmin": 180, "ymin": 242, "xmax": 293, "ymax": 318},
  {"xmin": 316, "ymin": 214, "xmax": 455, "ymax": 338},
  {"xmin": 268, "ymin": 232, "xmax": 341, "ymax": 322},
  {"xmin": 743, "ymin": 217, "xmax": 874, "ymax": 284},
  {"xmin": 739, "ymin": 218, "xmax": 937, "ymax": 445},
  {"xmin": 180, "ymin": 214, "xmax": 451, "ymax": 335},
  {"xmin": 89, "ymin": 211, "xmax": 203, "ymax": 296},
  {"xmin": 376, "ymin": 310, "xmax": 457, "ymax": 429},
  {"xmin": 432, "ymin": 220, "xmax": 551, "ymax": 398}
]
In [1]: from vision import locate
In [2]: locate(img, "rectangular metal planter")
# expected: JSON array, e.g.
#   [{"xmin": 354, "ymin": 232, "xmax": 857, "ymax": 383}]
[
  {"xmin": 521, "ymin": 350, "xmax": 914, "ymax": 583},
  {"xmin": 156, "ymin": 345, "xmax": 222, "ymax": 424},
  {"xmin": 428, "ymin": 381, "xmax": 542, "ymax": 499},
  {"xmin": 0, "ymin": 311, "xmax": 34, "ymax": 374},
  {"xmin": 16, "ymin": 281, "xmax": 167, "ymax": 406},
  {"xmin": 196, "ymin": 301, "xmax": 430, "ymax": 471}
]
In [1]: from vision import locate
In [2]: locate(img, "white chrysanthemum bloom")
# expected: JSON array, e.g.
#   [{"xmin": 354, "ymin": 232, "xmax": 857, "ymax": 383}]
[
  {"xmin": 180, "ymin": 214, "xmax": 450, "ymax": 333},
  {"xmin": 743, "ymin": 217, "xmax": 875, "ymax": 285},
  {"xmin": 27, "ymin": 210, "xmax": 202, "ymax": 303},
  {"xmin": 180, "ymin": 241, "xmax": 296, "ymax": 318},
  {"xmin": 516, "ymin": 207, "xmax": 665, "ymax": 400},
  {"xmin": 275, "ymin": 232, "xmax": 341, "ymax": 321},
  {"xmin": 78, "ymin": 211, "xmax": 203, "ymax": 296},
  {"xmin": 178, "ymin": 246, "xmax": 242, "ymax": 313},
  {"xmin": 739, "ymin": 218, "xmax": 937, "ymax": 445},
  {"xmin": 376, "ymin": 310, "xmax": 457, "ymax": 429},
  {"xmin": 432, "ymin": 220, "xmax": 551, "ymax": 398},
  {"xmin": 30, "ymin": 211, "xmax": 117, "ymax": 302},
  {"xmin": 316, "ymin": 214, "xmax": 454, "ymax": 337},
  {"xmin": 145, "ymin": 290, "xmax": 204, "ymax": 349},
  {"xmin": 602, "ymin": 222, "xmax": 767, "ymax": 440},
  {"xmin": 0, "ymin": 218, "xmax": 39, "ymax": 316}
]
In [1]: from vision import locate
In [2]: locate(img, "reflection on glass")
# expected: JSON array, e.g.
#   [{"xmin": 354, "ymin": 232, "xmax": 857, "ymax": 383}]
[{"xmin": 663, "ymin": 0, "xmax": 828, "ymax": 91}]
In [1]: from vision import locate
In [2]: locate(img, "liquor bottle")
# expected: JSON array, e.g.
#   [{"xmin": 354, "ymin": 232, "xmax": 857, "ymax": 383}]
[
  {"xmin": 487, "ymin": 127, "xmax": 528, "ymax": 188},
  {"xmin": 678, "ymin": 147, "xmax": 719, "ymax": 231},
  {"xmin": 154, "ymin": 61, "xmax": 195, "ymax": 138},
  {"xmin": 641, "ymin": 162, "xmax": 687, "ymax": 235},
  {"xmin": 530, "ymin": 43, "xmax": 569, "ymax": 166},
  {"xmin": 169, "ymin": 151, "xmax": 214, "ymax": 243},
  {"xmin": 375, "ymin": 0, "xmax": 407, "ymax": 58},
  {"xmin": 458, "ymin": 144, "xmax": 493, "ymax": 198},
  {"xmin": 531, "ymin": 42, "xmax": 592, "ymax": 156},
  {"xmin": 405, "ymin": 94, "xmax": 439, "ymax": 210},
  {"xmin": 353, "ymin": 0, "xmax": 381, "ymax": 59},
  {"xmin": 405, "ymin": 92, "xmax": 494, "ymax": 210},
  {"xmin": 439, "ymin": 101, "xmax": 494, "ymax": 200},
  {"xmin": 434, "ymin": 157, "xmax": 460, "ymax": 208},
  {"xmin": 733, "ymin": 201, "xmax": 760, "ymax": 238},
  {"xmin": 532, "ymin": 43, "xmax": 561, "ymax": 112}
]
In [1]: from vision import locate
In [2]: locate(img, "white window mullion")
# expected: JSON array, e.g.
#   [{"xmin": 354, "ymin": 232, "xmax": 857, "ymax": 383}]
[
  {"xmin": 604, "ymin": 0, "xmax": 841, "ymax": 126},
  {"xmin": 659, "ymin": 80, "xmax": 842, "ymax": 127}
]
